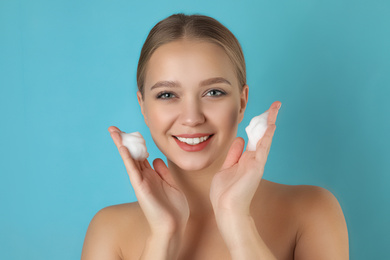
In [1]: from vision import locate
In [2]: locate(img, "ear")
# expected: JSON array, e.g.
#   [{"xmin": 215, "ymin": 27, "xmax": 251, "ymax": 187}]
[
  {"xmin": 137, "ymin": 91, "xmax": 148, "ymax": 126},
  {"xmin": 238, "ymin": 84, "xmax": 249, "ymax": 123}
]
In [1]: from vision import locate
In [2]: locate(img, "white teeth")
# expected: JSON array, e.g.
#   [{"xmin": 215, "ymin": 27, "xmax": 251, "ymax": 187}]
[{"xmin": 176, "ymin": 135, "xmax": 210, "ymax": 145}]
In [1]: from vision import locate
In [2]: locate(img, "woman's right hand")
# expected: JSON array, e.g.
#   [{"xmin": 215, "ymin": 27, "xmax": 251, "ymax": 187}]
[{"xmin": 108, "ymin": 126, "xmax": 190, "ymax": 236}]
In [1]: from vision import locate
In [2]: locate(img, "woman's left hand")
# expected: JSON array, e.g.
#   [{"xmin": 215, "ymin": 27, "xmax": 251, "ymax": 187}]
[{"xmin": 210, "ymin": 101, "xmax": 281, "ymax": 218}]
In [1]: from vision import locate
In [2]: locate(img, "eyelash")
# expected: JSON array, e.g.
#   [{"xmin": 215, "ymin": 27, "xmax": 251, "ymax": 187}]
[
  {"xmin": 156, "ymin": 92, "xmax": 176, "ymax": 99},
  {"xmin": 204, "ymin": 89, "xmax": 226, "ymax": 97},
  {"xmin": 155, "ymin": 89, "xmax": 227, "ymax": 100}
]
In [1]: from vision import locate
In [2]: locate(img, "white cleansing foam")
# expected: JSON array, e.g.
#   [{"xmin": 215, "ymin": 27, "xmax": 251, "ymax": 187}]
[
  {"xmin": 120, "ymin": 132, "xmax": 149, "ymax": 161},
  {"xmin": 245, "ymin": 111, "xmax": 269, "ymax": 151}
]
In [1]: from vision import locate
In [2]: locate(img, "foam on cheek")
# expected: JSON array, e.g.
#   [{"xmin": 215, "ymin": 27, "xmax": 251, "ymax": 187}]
[
  {"xmin": 120, "ymin": 132, "xmax": 149, "ymax": 161},
  {"xmin": 245, "ymin": 111, "xmax": 269, "ymax": 151}
]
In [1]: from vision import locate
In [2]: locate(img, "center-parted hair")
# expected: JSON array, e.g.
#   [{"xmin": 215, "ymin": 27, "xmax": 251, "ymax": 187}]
[{"xmin": 136, "ymin": 13, "xmax": 246, "ymax": 97}]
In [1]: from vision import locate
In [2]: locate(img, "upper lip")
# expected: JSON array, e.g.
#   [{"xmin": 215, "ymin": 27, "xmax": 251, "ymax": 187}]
[{"xmin": 173, "ymin": 133, "xmax": 213, "ymax": 138}]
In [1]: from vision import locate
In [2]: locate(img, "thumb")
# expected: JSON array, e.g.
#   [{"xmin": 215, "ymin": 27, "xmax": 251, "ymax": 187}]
[
  {"xmin": 153, "ymin": 159, "xmax": 177, "ymax": 187},
  {"xmin": 220, "ymin": 137, "xmax": 245, "ymax": 170}
]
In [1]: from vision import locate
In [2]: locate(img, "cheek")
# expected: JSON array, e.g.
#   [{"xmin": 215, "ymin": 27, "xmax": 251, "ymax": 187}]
[
  {"xmin": 206, "ymin": 100, "xmax": 240, "ymax": 132},
  {"xmin": 144, "ymin": 103, "xmax": 176, "ymax": 135},
  {"xmin": 224, "ymin": 107, "xmax": 240, "ymax": 135}
]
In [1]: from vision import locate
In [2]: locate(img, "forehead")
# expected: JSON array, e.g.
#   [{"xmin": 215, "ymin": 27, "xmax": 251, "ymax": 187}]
[{"xmin": 144, "ymin": 40, "xmax": 238, "ymax": 89}]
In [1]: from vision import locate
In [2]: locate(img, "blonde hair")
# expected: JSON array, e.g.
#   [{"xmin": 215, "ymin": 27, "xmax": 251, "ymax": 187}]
[{"xmin": 136, "ymin": 13, "xmax": 246, "ymax": 97}]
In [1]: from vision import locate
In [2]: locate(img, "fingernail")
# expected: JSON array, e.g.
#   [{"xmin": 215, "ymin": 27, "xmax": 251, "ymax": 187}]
[{"xmin": 278, "ymin": 103, "xmax": 282, "ymax": 109}]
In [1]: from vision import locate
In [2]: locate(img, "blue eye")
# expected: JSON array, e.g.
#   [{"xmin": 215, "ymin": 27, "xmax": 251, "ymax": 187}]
[
  {"xmin": 157, "ymin": 92, "xmax": 176, "ymax": 99},
  {"xmin": 205, "ymin": 89, "xmax": 226, "ymax": 97}
]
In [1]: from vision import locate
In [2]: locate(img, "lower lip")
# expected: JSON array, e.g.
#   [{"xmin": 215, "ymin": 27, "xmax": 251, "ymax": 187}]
[{"xmin": 173, "ymin": 136, "xmax": 213, "ymax": 152}]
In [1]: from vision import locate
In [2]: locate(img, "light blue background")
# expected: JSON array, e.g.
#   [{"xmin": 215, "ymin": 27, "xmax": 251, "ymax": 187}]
[{"xmin": 1, "ymin": 0, "xmax": 389, "ymax": 259}]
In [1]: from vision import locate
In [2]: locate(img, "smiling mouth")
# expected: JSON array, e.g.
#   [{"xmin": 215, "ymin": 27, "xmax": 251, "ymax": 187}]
[{"xmin": 174, "ymin": 135, "xmax": 213, "ymax": 145}]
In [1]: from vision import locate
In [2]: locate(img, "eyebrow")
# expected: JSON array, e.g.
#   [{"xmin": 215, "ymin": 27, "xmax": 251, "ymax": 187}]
[
  {"xmin": 200, "ymin": 77, "xmax": 231, "ymax": 87},
  {"xmin": 150, "ymin": 77, "xmax": 231, "ymax": 91}
]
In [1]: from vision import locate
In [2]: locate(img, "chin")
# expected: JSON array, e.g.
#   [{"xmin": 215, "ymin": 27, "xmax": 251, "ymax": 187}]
[
  {"xmin": 167, "ymin": 152, "xmax": 224, "ymax": 173},
  {"xmin": 170, "ymin": 159, "xmax": 210, "ymax": 172}
]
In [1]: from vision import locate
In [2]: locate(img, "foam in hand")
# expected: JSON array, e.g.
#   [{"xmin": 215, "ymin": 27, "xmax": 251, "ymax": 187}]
[
  {"xmin": 120, "ymin": 132, "xmax": 149, "ymax": 161},
  {"xmin": 245, "ymin": 111, "xmax": 269, "ymax": 151}
]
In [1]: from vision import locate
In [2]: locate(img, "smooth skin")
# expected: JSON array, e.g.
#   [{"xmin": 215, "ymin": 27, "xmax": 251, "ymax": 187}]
[{"xmin": 81, "ymin": 40, "xmax": 349, "ymax": 260}]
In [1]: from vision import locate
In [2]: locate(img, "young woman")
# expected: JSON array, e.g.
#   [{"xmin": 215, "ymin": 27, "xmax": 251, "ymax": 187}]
[{"xmin": 81, "ymin": 14, "xmax": 349, "ymax": 260}]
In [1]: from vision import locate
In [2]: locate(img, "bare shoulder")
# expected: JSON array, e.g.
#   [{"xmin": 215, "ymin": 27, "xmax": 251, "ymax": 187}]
[
  {"xmin": 81, "ymin": 202, "xmax": 149, "ymax": 260},
  {"xmin": 260, "ymin": 179, "xmax": 345, "ymax": 215},
  {"xmin": 92, "ymin": 202, "xmax": 146, "ymax": 228},
  {"xmin": 260, "ymin": 180, "xmax": 349, "ymax": 259},
  {"xmin": 280, "ymin": 182, "xmax": 346, "ymax": 227},
  {"xmin": 261, "ymin": 178, "xmax": 334, "ymax": 197}
]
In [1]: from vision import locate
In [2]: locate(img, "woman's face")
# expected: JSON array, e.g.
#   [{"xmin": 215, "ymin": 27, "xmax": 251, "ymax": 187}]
[{"xmin": 138, "ymin": 39, "xmax": 248, "ymax": 172}]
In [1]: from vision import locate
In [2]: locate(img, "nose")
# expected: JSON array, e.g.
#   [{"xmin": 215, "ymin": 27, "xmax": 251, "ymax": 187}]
[{"xmin": 179, "ymin": 99, "xmax": 206, "ymax": 127}]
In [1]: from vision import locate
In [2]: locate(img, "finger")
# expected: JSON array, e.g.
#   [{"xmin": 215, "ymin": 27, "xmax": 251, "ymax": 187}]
[
  {"xmin": 221, "ymin": 137, "xmax": 245, "ymax": 170},
  {"xmin": 143, "ymin": 158, "xmax": 152, "ymax": 169},
  {"xmin": 139, "ymin": 158, "xmax": 152, "ymax": 171},
  {"xmin": 109, "ymin": 130, "xmax": 123, "ymax": 149},
  {"xmin": 135, "ymin": 159, "xmax": 143, "ymax": 171},
  {"xmin": 108, "ymin": 126, "xmax": 125, "ymax": 149},
  {"xmin": 110, "ymin": 131, "xmax": 142, "ymax": 167},
  {"xmin": 250, "ymin": 101, "xmax": 280, "ymax": 153},
  {"xmin": 109, "ymin": 127, "xmax": 143, "ymax": 184},
  {"xmin": 108, "ymin": 126, "xmax": 123, "ymax": 133},
  {"xmin": 153, "ymin": 159, "xmax": 176, "ymax": 187},
  {"xmin": 255, "ymin": 124, "xmax": 276, "ymax": 165},
  {"xmin": 267, "ymin": 101, "xmax": 282, "ymax": 125},
  {"xmin": 118, "ymin": 145, "xmax": 142, "ymax": 185}
]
